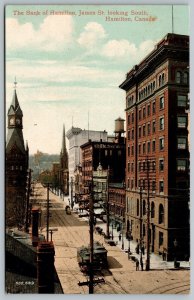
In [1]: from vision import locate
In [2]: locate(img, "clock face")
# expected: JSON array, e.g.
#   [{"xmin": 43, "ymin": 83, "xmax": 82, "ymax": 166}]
[
  {"xmin": 16, "ymin": 118, "xmax": 21, "ymax": 125},
  {"xmin": 10, "ymin": 118, "xmax": 15, "ymax": 125}
]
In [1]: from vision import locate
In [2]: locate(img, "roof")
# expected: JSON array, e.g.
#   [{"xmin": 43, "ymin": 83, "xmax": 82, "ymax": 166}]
[
  {"xmin": 8, "ymin": 89, "xmax": 23, "ymax": 116},
  {"xmin": 5, "ymin": 230, "xmax": 63, "ymax": 294},
  {"xmin": 119, "ymin": 33, "xmax": 189, "ymax": 91},
  {"xmin": 6, "ymin": 128, "xmax": 26, "ymax": 154}
]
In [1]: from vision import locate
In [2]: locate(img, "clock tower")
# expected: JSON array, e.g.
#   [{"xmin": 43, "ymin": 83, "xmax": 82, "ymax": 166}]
[{"xmin": 6, "ymin": 83, "xmax": 29, "ymax": 227}]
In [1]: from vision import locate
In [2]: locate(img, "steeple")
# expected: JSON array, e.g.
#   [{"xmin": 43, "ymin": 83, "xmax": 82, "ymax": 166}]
[
  {"xmin": 62, "ymin": 124, "xmax": 66, "ymax": 153},
  {"xmin": 6, "ymin": 81, "xmax": 25, "ymax": 154}
]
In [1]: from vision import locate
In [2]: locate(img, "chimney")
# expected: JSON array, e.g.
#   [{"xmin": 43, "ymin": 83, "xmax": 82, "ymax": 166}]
[
  {"xmin": 37, "ymin": 242, "xmax": 55, "ymax": 294},
  {"xmin": 31, "ymin": 207, "xmax": 39, "ymax": 246}
]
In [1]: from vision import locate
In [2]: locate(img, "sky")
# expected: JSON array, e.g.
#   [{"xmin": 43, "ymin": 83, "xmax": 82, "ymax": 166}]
[{"xmin": 5, "ymin": 4, "xmax": 189, "ymax": 155}]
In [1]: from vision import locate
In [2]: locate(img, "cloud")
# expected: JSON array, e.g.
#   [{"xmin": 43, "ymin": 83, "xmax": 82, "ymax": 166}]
[
  {"xmin": 6, "ymin": 15, "xmax": 74, "ymax": 52},
  {"xmin": 102, "ymin": 39, "xmax": 137, "ymax": 59},
  {"xmin": 102, "ymin": 38, "xmax": 157, "ymax": 63},
  {"xmin": 77, "ymin": 22, "xmax": 106, "ymax": 49}
]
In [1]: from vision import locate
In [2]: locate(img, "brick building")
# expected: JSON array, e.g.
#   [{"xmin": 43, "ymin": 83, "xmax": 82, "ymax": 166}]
[
  {"xmin": 119, "ymin": 33, "xmax": 190, "ymax": 260},
  {"xmin": 81, "ymin": 140, "xmax": 125, "ymax": 193},
  {"xmin": 6, "ymin": 86, "xmax": 29, "ymax": 227}
]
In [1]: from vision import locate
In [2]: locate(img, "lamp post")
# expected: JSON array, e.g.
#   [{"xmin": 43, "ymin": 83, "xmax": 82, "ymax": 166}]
[{"xmin": 121, "ymin": 223, "xmax": 124, "ymax": 250}]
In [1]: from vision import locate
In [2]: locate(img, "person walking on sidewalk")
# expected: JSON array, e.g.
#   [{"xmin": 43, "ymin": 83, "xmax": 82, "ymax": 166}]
[
  {"xmin": 119, "ymin": 233, "xmax": 122, "ymax": 241},
  {"xmin": 140, "ymin": 258, "xmax": 144, "ymax": 271},
  {"xmin": 136, "ymin": 259, "xmax": 139, "ymax": 271}
]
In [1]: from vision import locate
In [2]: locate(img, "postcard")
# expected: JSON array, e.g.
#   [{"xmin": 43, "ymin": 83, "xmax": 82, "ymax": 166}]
[{"xmin": 5, "ymin": 4, "xmax": 190, "ymax": 294}]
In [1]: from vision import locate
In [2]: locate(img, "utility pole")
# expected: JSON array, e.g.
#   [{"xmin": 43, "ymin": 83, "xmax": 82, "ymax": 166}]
[
  {"xmin": 25, "ymin": 169, "xmax": 31, "ymax": 233},
  {"xmin": 46, "ymin": 183, "xmax": 50, "ymax": 242},
  {"xmin": 106, "ymin": 167, "xmax": 110, "ymax": 238},
  {"xmin": 139, "ymin": 186, "xmax": 143, "ymax": 265},
  {"xmin": 146, "ymin": 158, "xmax": 150, "ymax": 271},
  {"xmin": 89, "ymin": 181, "xmax": 94, "ymax": 294}
]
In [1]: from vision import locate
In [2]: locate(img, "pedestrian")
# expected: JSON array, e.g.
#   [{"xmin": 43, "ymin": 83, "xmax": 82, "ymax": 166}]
[
  {"xmin": 140, "ymin": 258, "xmax": 144, "ymax": 271},
  {"xmin": 119, "ymin": 233, "xmax": 121, "ymax": 241},
  {"xmin": 136, "ymin": 259, "xmax": 139, "ymax": 271}
]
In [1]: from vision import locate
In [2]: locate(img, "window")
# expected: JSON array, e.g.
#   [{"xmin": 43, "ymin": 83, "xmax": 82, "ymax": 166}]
[
  {"xmin": 159, "ymin": 232, "xmax": 164, "ymax": 246},
  {"xmin": 143, "ymin": 107, "xmax": 146, "ymax": 118},
  {"xmin": 183, "ymin": 72, "xmax": 189, "ymax": 84},
  {"xmin": 152, "ymin": 120, "xmax": 156, "ymax": 133},
  {"xmin": 138, "ymin": 144, "xmax": 141, "ymax": 155},
  {"xmin": 152, "ymin": 181, "xmax": 156, "ymax": 192},
  {"xmin": 147, "ymin": 104, "xmax": 150, "ymax": 116},
  {"xmin": 147, "ymin": 141, "xmax": 150, "ymax": 153},
  {"xmin": 159, "ymin": 75, "xmax": 162, "ymax": 87},
  {"xmin": 139, "ymin": 127, "xmax": 141, "ymax": 138},
  {"xmin": 152, "ymin": 161, "xmax": 156, "ymax": 171},
  {"xmin": 147, "ymin": 123, "xmax": 151, "ymax": 135},
  {"xmin": 152, "ymin": 101, "xmax": 156, "ymax": 114},
  {"xmin": 143, "ymin": 200, "xmax": 146, "ymax": 215},
  {"xmin": 159, "ymin": 204, "xmax": 164, "ymax": 223},
  {"xmin": 159, "ymin": 137, "xmax": 164, "ymax": 151},
  {"xmin": 131, "ymin": 179, "xmax": 134, "ymax": 189},
  {"xmin": 153, "ymin": 81, "xmax": 155, "ymax": 90},
  {"xmin": 177, "ymin": 159, "xmax": 187, "ymax": 171},
  {"xmin": 131, "ymin": 163, "xmax": 134, "ymax": 172},
  {"xmin": 127, "ymin": 178, "xmax": 130, "ymax": 188},
  {"xmin": 132, "ymin": 113, "xmax": 134, "ymax": 123},
  {"xmin": 177, "ymin": 137, "xmax": 187, "ymax": 150},
  {"xmin": 152, "ymin": 140, "xmax": 156, "ymax": 152},
  {"xmin": 176, "ymin": 71, "xmax": 182, "ymax": 83},
  {"xmin": 143, "ymin": 143, "xmax": 146, "ymax": 154},
  {"xmin": 159, "ymin": 181, "xmax": 164, "ymax": 193},
  {"xmin": 151, "ymin": 202, "xmax": 155, "ymax": 218},
  {"xmin": 128, "ymin": 130, "xmax": 130, "ymax": 140},
  {"xmin": 139, "ymin": 109, "xmax": 142, "ymax": 120},
  {"xmin": 162, "ymin": 73, "xmax": 165, "ymax": 85},
  {"xmin": 128, "ymin": 162, "xmax": 130, "ymax": 172},
  {"xmin": 132, "ymin": 129, "xmax": 134, "ymax": 140},
  {"xmin": 138, "ymin": 162, "xmax": 141, "ymax": 172},
  {"xmin": 128, "ymin": 114, "xmax": 130, "ymax": 124},
  {"xmin": 177, "ymin": 95, "xmax": 187, "ymax": 107},
  {"xmin": 159, "ymin": 117, "xmax": 164, "ymax": 130},
  {"xmin": 143, "ymin": 161, "xmax": 146, "ymax": 171},
  {"xmin": 131, "ymin": 145, "xmax": 134, "ymax": 155},
  {"xmin": 128, "ymin": 146, "xmax": 130, "ymax": 156},
  {"xmin": 143, "ymin": 125, "xmax": 146, "ymax": 136},
  {"xmin": 137, "ymin": 199, "xmax": 139, "ymax": 216},
  {"xmin": 159, "ymin": 159, "xmax": 164, "ymax": 171},
  {"xmin": 177, "ymin": 116, "xmax": 187, "ymax": 128},
  {"xmin": 159, "ymin": 96, "xmax": 164, "ymax": 109},
  {"xmin": 142, "ymin": 179, "xmax": 146, "ymax": 189}
]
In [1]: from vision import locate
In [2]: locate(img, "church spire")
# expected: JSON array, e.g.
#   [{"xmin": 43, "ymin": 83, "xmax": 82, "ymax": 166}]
[{"xmin": 62, "ymin": 124, "xmax": 66, "ymax": 153}]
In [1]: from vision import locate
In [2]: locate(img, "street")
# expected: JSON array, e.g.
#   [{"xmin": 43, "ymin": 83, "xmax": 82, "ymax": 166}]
[{"xmin": 33, "ymin": 183, "xmax": 190, "ymax": 294}]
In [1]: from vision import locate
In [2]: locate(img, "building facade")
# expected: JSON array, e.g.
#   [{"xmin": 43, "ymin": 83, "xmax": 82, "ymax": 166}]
[
  {"xmin": 66, "ymin": 127, "xmax": 108, "ymax": 180},
  {"xmin": 81, "ymin": 140, "xmax": 126, "ymax": 193},
  {"xmin": 120, "ymin": 33, "xmax": 190, "ymax": 260},
  {"xmin": 6, "ymin": 87, "xmax": 29, "ymax": 227}
]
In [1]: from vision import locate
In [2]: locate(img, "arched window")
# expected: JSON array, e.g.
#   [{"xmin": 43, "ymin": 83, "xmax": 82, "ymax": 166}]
[
  {"xmin": 159, "ymin": 75, "xmax": 162, "ymax": 87},
  {"xmin": 183, "ymin": 72, "xmax": 189, "ymax": 84},
  {"xmin": 137, "ymin": 199, "xmax": 139, "ymax": 216},
  {"xmin": 153, "ymin": 81, "xmax": 155, "ymax": 90},
  {"xmin": 148, "ymin": 85, "xmax": 150, "ymax": 95},
  {"xmin": 143, "ymin": 200, "xmax": 146, "ymax": 215},
  {"xmin": 159, "ymin": 204, "xmax": 164, "ymax": 224},
  {"xmin": 150, "ymin": 83, "xmax": 153, "ymax": 93},
  {"xmin": 151, "ymin": 202, "xmax": 155, "ymax": 218},
  {"xmin": 176, "ymin": 71, "xmax": 182, "ymax": 83},
  {"xmin": 145, "ymin": 87, "xmax": 148, "ymax": 96},
  {"xmin": 162, "ymin": 73, "xmax": 165, "ymax": 85}
]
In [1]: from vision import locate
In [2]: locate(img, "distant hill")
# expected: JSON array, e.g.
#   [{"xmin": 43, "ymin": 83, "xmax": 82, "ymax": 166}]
[{"xmin": 29, "ymin": 153, "xmax": 60, "ymax": 179}]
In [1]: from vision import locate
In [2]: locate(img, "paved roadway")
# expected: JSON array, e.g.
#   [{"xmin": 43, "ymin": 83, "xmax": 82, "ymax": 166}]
[{"xmin": 33, "ymin": 183, "xmax": 190, "ymax": 295}]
